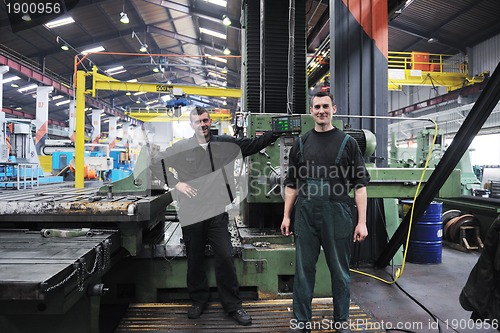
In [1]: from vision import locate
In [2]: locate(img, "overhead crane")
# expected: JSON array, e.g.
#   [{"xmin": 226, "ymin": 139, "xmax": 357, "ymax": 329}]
[
  {"xmin": 307, "ymin": 49, "xmax": 487, "ymax": 92},
  {"xmin": 387, "ymin": 51, "xmax": 486, "ymax": 91},
  {"xmin": 74, "ymin": 66, "xmax": 241, "ymax": 188}
]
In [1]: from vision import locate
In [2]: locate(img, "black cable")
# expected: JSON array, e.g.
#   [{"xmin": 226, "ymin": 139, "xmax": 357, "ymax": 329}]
[{"xmin": 394, "ymin": 280, "xmax": 442, "ymax": 333}]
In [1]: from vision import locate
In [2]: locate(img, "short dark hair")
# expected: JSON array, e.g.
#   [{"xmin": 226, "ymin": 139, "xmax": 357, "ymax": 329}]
[
  {"xmin": 310, "ymin": 91, "xmax": 335, "ymax": 105},
  {"xmin": 189, "ymin": 106, "xmax": 210, "ymax": 122}
]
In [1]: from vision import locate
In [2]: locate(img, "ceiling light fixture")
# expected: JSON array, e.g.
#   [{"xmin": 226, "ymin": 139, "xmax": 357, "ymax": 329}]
[
  {"xmin": 223, "ymin": 47, "xmax": 231, "ymax": 55},
  {"xmin": 17, "ymin": 84, "xmax": 38, "ymax": 93},
  {"xmin": 56, "ymin": 36, "xmax": 73, "ymax": 52},
  {"xmin": 200, "ymin": 27, "xmax": 226, "ymax": 40},
  {"xmin": 205, "ymin": 0, "xmax": 227, "ymax": 7},
  {"xmin": 106, "ymin": 66, "xmax": 125, "ymax": 74},
  {"xmin": 45, "ymin": 16, "xmax": 75, "ymax": 29},
  {"xmin": 222, "ymin": 15, "xmax": 231, "ymax": 26},
  {"xmin": 427, "ymin": 37, "xmax": 438, "ymax": 43},
  {"xmin": 120, "ymin": 12, "xmax": 129, "ymax": 24},
  {"xmin": 55, "ymin": 100, "xmax": 71, "ymax": 106},
  {"xmin": 81, "ymin": 46, "xmax": 105, "ymax": 55},
  {"xmin": 21, "ymin": 14, "xmax": 31, "ymax": 21},
  {"xmin": 139, "ymin": 44, "xmax": 148, "ymax": 52},
  {"xmin": 205, "ymin": 53, "xmax": 227, "ymax": 64},
  {"xmin": 2, "ymin": 76, "xmax": 20, "ymax": 84}
]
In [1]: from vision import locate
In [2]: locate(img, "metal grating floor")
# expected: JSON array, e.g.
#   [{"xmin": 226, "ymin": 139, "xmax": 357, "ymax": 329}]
[{"xmin": 115, "ymin": 298, "xmax": 385, "ymax": 332}]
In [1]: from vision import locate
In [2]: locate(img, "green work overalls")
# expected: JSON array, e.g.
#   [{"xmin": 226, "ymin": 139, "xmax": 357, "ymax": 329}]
[{"xmin": 293, "ymin": 134, "xmax": 353, "ymax": 324}]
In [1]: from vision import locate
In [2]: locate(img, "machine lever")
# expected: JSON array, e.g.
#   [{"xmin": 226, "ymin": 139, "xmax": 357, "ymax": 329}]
[
  {"xmin": 265, "ymin": 183, "xmax": 280, "ymax": 198},
  {"xmin": 259, "ymin": 149, "xmax": 270, "ymax": 158},
  {"xmin": 266, "ymin": 161, "xmax": 279, "ymax": 175}
]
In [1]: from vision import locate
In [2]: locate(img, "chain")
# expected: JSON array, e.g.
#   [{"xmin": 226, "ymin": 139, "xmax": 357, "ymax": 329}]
[
  {"xmin": 77, "ymin": 260, "xmax": 85, "ymax": 291},
  {"xmin": 45, "ymin": 261, "xmax": 81, "ymax": 292},
  {"xmin": 102, "ymin": 239, "xmax": 111, "ymax": 270},
  {"xmin": 44, "ymin": 237, "xmax": 112, "ymax": 293},
  {"xmin": 82, "ymin": 244, "xmax": 101, "ymax": 275}
]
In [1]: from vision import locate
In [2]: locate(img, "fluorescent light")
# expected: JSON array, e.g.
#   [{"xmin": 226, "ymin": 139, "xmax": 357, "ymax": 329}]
[
  {"xmin": 17, "ymin": 84, "xmax": 38, "ymax": 93},
  {"xmin": 55, "ymin": 100, "xmax": 71, "ymax": 106},
  {"xmin": 105, "ymin": 66, "xmax": 126, "ymax": 76},
  {"xmin": 81, "ymin": 46, "xmax": 105, "ymax": 55},
  {"xmin": 127, "ymin": 79, "xmax": 138, "ymax": 83},
  {"xmin": 200, "ymin": 28, "xmax": 226, "ymax": 40},
  {"xmin": 45, "ymin": 17, "xmax": 75, "ymax": 29},
  {"xmin": 51, "ymin": 95, "xmax": 65, "ymax": 100},
  {"xmin": 133, "ymin": 92, "xmax": 146, "ymax": 96},
  {"xmin": 2, "ymin": 76, "xmax": 20, "ymax": 84},
  {"xmin": 146, "ymin": 99, "xmax": 158, "ymax": 105},
  {"xmin": 106, "ymin": 66, "xmax": 124, "ymax": 73},
  {"xmin": 107, "ymin": 70, "xmax": 126, "ymax": 76},
  {"xmin": 205, "ymin": 54, "xmax": 227, "ymax": 64},
  {"xmin": 205, "ymin": 0, "xmax": 227, "ymax": 7}
]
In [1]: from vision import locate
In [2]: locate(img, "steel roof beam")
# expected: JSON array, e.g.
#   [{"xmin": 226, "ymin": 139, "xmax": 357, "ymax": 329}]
[{"xmin": 143, "ymin": 0, "xmax": 241, "ymax": 30}]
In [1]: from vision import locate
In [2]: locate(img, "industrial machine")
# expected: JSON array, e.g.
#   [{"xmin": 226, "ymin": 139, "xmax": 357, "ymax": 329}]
[
  {"xmin": 389, "ymin": 128, "xmax": 500, "ymax": 241},
  {"xmin": 0, "ymin": 70, "xmax": 464, "ymax": 332}
]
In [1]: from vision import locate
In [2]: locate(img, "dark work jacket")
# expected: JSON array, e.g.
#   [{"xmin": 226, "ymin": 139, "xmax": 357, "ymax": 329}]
[
  {"xmin": 153, "ymin": 131, "xmax": 276, "ymax": 225},
  {"xmin": 459, "ymin": 216, "xmax": 500, "ymax": 323}
]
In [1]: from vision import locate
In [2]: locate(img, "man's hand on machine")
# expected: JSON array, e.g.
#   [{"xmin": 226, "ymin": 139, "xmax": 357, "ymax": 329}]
[{"xmin": 175, "ymin": 182, "xmax": 198, "ymax": 198}]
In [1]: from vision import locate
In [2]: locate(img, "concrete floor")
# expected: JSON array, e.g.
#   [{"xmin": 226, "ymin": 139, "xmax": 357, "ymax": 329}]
[{"xmin": 350, "ymin": 246, "xmax": 497, "ymax": 333}]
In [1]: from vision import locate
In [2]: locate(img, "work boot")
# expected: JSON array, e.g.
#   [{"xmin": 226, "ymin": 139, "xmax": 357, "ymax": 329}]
[
  {"xmin": 229, "ymin": 308, "xmax": 252, "ymax": 326},
  {"xmin": 187, "ymin": 303, "xmax": 206, "ymax": 319}
]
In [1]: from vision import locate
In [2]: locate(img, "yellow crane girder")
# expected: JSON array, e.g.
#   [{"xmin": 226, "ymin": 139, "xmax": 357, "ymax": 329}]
[
  {"xmin": 125, "ymin": 110, "xmax": 232, "ymax": 122},
  {"xmin": 74, "ymin": 67, "xmax": 240, "ymax": 188},
  {"xmin": 388, "ymin": 69, "xmax": 474, "ymax": 91},
  {"xmin": 90, "ymin": 68, "xmax": 241, "ymax": 98}
]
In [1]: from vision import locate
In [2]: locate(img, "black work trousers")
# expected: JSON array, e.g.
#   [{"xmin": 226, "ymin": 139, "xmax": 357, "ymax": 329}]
[{"xmin": 181, "ymin": 212, "xmax": 242, "ymax": 313}]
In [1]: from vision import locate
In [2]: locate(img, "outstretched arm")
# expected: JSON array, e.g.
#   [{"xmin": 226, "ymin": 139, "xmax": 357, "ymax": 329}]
[{"xmin": 237, "ymin": 131, "xmax": 277, "ymax": 157}]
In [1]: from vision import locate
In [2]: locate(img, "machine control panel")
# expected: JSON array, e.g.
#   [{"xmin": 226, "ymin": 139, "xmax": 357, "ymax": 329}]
[{"xmin": 271, "ymin": 115, "xmax": 302, "ymax": 135}]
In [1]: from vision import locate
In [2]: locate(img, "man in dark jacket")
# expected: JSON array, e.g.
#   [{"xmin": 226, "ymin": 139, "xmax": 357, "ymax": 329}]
[
  {"xmin": 460, "ymin": 216, "xmax": 500, "ymax": 327},
  {"xmin": 155, "ymin": 106, "xmax": 277, "ymax": 326}
]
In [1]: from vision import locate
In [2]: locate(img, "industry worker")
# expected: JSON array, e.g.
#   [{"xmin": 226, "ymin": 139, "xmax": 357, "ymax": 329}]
[
  {"xmin": 280, "ymin": 91, "xmax": 370, "ymax": 333},
  {"xmin": 153, "ymin": 106, "xmax": 278, "ymax": 326}
]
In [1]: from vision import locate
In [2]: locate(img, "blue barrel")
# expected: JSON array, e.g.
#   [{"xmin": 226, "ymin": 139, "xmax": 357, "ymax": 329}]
[{"xmin": 402, "ymin": 200, "xmax": 443, "ymax": 264}]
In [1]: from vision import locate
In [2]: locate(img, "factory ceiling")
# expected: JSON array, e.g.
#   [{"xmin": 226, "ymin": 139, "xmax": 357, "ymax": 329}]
[{"xmin": 1, "ymin": 0, "xmax": 500, "ymax": 131}]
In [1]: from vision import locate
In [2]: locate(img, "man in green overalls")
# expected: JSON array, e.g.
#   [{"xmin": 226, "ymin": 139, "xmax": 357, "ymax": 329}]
[{"xmin": 281, "ymin": 91, "xmax": 370, "ymax": 333}]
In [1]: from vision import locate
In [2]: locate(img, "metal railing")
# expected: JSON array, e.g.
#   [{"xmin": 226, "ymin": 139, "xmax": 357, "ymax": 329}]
[{"xmin": 388, "ymin": 51, "xmax": 468, "ymax": 74}]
